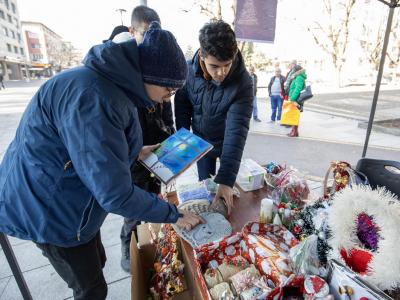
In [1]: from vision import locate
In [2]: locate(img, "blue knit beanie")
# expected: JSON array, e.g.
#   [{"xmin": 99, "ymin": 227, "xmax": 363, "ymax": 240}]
[{"xmin": 138, "ymin": 22, "xmax": 188, "ymax": 89}]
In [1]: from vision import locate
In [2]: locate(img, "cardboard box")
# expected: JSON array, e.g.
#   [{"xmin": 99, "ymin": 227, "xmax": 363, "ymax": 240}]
[
  {"xmin": 130, "ymin": 224, "xmax": 193, "ymax": 300},
  {"xmin": 137, "ymin": 223, "xmax": 160, "ymax": 279},
  {"xmin": 236, "ymin": 159, "xmax": 266, "ymax": 192}
]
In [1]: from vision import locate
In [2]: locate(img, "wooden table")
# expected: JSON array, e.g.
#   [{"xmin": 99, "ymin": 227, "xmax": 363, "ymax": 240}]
[
  {"xmin": 174, "ymin": 185, "xmax": 271, "ymax": 299},
  {"xmin": 172, "ymin": 179, "xmax": 324, "ymax": 299}
]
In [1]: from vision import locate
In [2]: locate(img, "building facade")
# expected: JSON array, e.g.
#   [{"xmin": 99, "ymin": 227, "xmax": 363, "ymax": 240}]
[
  {"xmin": 21, "ymin": 21, "xmax": 65, "ymax": 77},
  {"xmin": 0, "ymin": 0, "xmax": 26, "ymax": 80}
]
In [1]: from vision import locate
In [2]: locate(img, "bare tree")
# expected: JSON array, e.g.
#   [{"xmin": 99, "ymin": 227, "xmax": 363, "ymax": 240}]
[
  {"xmin": 360, "ymin": 22, "xmax": 384, "ymax": 71},
  {"xmin": 307, "ymin": 0, "xmax": 356, "ymax": 86},
  {"xmin": 190, "ymin": 0, "xmax": 253, "ymax": 62},
  {"xmin": 386, "ymin": 12, "xmax": 400, "ymax": 70},
  {"xmin": 46, "ymin": 39, "xmax": 81, "ymax": 70},
  {"xmin": 184, "ymin": 45, "xmax": 194, "ymax": 60},
  {"xmin": 360, "ymin": 9, "xmax": 400, "ymax": 79}
]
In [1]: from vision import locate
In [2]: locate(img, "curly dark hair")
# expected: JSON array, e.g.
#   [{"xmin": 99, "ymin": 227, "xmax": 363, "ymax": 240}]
[{"xmin": 199, "ymin": 20, "xmax": 238, "ymax": 61}]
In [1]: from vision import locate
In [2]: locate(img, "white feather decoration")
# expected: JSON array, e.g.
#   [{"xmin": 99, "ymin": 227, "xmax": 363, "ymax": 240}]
[{"xmin": 328, "ymin": 185, "xmax": 400, "ymax": 291}]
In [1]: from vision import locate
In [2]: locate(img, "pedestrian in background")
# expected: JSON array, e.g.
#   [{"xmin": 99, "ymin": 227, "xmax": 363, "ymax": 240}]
[
  {"xmin": 267, "ymin": 67, "xmax": 285, "ymax": 122},
  {"xmin": 284, "ymin": 59, "xmax": 298, "ymax": 98},
  {"xmin": 0, "ymin": 73, "xmax": 5, "ymax": 90},
  {"xmin": 249, "ymin": 66, "xmax": 261, "ymax": 122},
  {"xmin": 287, "ymin": 65, "xmax": 307, "ymax": 137}
]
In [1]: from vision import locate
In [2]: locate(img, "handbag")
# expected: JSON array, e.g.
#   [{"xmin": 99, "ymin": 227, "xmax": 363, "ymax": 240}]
[
  {"xmin": 280, "ymin": 101, "xmax": 300, "ymax": 126},
  {"xmin": 327, "ymin": 260, "xmax": 392, "ymax": 300},
  {"xmin": 297, "ymin": 85, "xmax": 313, "ymax": 106}
]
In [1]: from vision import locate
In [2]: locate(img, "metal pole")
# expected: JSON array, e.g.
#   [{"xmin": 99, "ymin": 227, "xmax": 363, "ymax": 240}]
[
  {"xmin": 0, "ymin": 233, "xmax": 33, "ymax": 300},
  {"xmin": 115, "ymin": 9, "xmax": 127, "ymax": 25},
  {"xmin": 140, "ymin": 0, "xmax": 147, "ymax": 6},
  {"xmin": 362, "ymin": 3, "xmax": 395, "ymax": 157}
]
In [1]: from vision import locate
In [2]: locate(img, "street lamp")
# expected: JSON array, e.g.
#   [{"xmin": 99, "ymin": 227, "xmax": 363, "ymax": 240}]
[{"xmin": 115, "ymin": 8, "xmax": 127, "ymax": 25}]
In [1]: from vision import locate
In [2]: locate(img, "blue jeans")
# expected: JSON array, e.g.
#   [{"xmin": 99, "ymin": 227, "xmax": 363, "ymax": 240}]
[
  {"xmin": 270, "ymin": 95, "xmax": 283, "ymax": 121},
  {"xmin": 252, "ymin": 96, "xmax": 258, "ymax": 119},
  {"xmin": 197, "ymin": 155, "xmax": 217, "ymax": 181}
]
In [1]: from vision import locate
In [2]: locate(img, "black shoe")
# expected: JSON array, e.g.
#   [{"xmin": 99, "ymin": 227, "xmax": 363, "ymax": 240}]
[
  {"xmin": 121, "ymin": 242, "xmax": 131, "ymax": 273},
  {"xmin": 254, "ymin": 117, "xmax": 262, "ymax": 122}
]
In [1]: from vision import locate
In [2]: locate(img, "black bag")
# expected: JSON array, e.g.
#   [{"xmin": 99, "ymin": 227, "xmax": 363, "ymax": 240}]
[{"xmin": 297, "ymin": 85, "xmax": 313, "ymax": 105}]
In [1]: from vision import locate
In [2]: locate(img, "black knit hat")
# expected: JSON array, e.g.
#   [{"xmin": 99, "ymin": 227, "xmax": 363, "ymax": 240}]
[
  {"xmin": 138, "ymin": 22, "xmax": 187, "ymax": 89},
  {"xmin": 103, "ymin": 25, "xmax": 129, "ymax": 43}
]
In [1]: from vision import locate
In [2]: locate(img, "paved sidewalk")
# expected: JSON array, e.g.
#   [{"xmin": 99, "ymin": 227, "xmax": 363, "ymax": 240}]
[{"xmin": 251, "ymin": 98, "xmax": 400, "ymax": 150}]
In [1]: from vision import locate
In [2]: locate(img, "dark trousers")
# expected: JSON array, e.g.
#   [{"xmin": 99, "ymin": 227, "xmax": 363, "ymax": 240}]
[
  {"xmin": 197, "ymin": 155, "xmax": 217, "ymax": 181},
  {"xmin": 270, "ymin": 95, "xmax": 283, "ymax": 121},
  {"xmin": 36, "ymin": 232, "xmax": 107, "ymax": 300},
  {"xmin": 120, "ymin": 174, "xmax": 161, "ymax": 246},
  {"xmin": 120, "ymin": 218, "xmax": 140, "ymax": 246},
  {"xmin": 0, "ymin": 80, "xmax": 4, "ymax": 89}
]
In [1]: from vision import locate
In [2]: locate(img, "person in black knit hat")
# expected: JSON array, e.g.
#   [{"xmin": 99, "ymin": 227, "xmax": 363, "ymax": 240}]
[
  {"xmin": 111, "ymin": 6, "xmax": 178, "ymax": 274},
  {"xmin": 103, "ymin": 25, "xmax": 129, "ymax": 43},
  {"xmin": 0, "ymin": 11, "xmax": 203, "ymax": 300}
]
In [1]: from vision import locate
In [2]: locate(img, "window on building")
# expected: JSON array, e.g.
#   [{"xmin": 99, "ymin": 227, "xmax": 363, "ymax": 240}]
[
  {"xmin": 17, "ymin": 32, "xmax": 20, "ymax": 41},
  {"xmin": 14, "ymin": 17, "xmax": 18, "ymax": 27},
  {"xmin": 2, "ymin": 26, "xmax": 8, "ymax": 36},
  {"xmin": 30, "ymin": 43, "xmax": 41, "ymax": 49},
  {"xmin": 0, "ymin": 10, "xmax": 4, "ymax": 19},
  {"xmin": 4, "ymin": 0, "xmax": 9, "ymax": 10},
  {"xmin": 7, "ymin": 14, "xmax": 12, "ymax": 23},
  {"xmin": 10, "ymin": 29, "xmax": 14, "ymax": 38},
  {"xmin": 13, "ymin": 45, "xmax": 18, "ymax": 53},
  {"xmin": 11, "ymin": 2, "xmax": 15, "ymax": 14},
  {"xmin": 7, "ymin": 43, "xmax": 11, "ymax": 52},
  {"xmin": 20, "ymin": 47, "xmax": 24, "ymax": 55}
]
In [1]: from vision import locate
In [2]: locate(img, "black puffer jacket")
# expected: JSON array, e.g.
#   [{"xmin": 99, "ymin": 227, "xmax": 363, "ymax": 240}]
[
  {"xmin": 174, "ymin": 50, "xmax": 253, "ymax": 187},
  {"xmin": 131, "ymin": 102, "xmax": 175, "ymax": 194}
]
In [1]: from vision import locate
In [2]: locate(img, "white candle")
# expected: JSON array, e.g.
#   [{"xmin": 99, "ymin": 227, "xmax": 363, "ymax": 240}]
[{"xmin": 260, "ymin": 198, "xmax": 274, "ymax": 224}]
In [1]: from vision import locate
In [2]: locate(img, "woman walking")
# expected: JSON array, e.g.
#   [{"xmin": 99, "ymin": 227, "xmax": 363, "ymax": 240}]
[{"xmin": 287, "ymin": 65, "xmax": 306, "ymax": 137}]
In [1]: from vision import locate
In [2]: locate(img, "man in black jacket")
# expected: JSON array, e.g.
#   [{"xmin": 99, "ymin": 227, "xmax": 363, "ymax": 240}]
[
  {"xmin": 250, "ymin": 66, "xmax": 261, "ymax": 122},
  {"xmin": 174, "ymin": 20, "xmax": 253, "ymax": 214}
]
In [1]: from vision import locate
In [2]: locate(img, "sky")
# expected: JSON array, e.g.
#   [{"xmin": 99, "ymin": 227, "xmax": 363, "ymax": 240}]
[
  {"xmin": 18, "ymin": 0, "xmax": 210, "ymax": 54},
  {"xmin": 16, "ymin": 0, "xmax": 319, "ymax": 61}
]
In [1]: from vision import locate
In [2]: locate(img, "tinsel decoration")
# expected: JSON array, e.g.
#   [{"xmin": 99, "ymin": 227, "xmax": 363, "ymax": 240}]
[
  {"xmin": 292, "ymin": 201, "xmax": 331, "ymax": 265},
  {"xmin": 356, "ymin": 213, "xmax": 380, "ymax": 252}
]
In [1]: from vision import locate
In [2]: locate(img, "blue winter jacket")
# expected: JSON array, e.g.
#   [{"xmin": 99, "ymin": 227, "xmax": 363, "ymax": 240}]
[
  {"xmin": 174, "ymin": 50, "xmax": 253, "ymax": 187},
  {"xmin": 0, "ymin": 40, "xmax": 180, "ymax": 247}
]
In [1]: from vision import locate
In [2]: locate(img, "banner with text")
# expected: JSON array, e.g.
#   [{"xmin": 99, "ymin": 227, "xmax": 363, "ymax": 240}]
[{"xmin": 235, "ymin": 0, "xmax": 278, "ymax": 43}]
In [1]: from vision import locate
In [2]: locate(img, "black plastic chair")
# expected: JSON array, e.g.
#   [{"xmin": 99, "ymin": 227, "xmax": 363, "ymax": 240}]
[{"xmin": 356, "ymin": 158, "xmax": 400, "ymax": 198}]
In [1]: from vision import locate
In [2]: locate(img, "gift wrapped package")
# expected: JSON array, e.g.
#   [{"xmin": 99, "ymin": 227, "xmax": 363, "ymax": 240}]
[
  {"xmin": 194, "ymin": 223, "xmax": 303, "ymax": 300},
  {"xmin": 241, "ymin": 223, "xmax": 299, "ymax": 288},
  {"xmin": 209, "ymin": 282, "xmax": 234, "ymax": 300}
]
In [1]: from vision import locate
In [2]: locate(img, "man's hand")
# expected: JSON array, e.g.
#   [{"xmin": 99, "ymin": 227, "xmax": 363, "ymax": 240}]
[
  {"xmin": 138, "ymin": 144, "xmax": 160, "ymax": 161},
  {"xmin": 214, "ymin": 184, "xmax": 234, "ymax": 215},
  {"xmin": 175, "ymin": 210, "xmax": 204, "ymax": 231}
]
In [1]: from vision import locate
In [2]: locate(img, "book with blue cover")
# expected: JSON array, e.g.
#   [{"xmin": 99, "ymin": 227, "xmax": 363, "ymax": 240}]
[{"xmin": 140, "ymin": 128, "xmax": 213, "ymax": 185}]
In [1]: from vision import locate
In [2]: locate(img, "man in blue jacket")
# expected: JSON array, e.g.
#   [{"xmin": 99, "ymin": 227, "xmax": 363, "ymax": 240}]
[
  {"xmin": 0, "ymin": 22, "xmax": 202, "ymax": 300},
  {"xmin": 174, "ymin": 20, "xmax": 253, "ymax": 214}
]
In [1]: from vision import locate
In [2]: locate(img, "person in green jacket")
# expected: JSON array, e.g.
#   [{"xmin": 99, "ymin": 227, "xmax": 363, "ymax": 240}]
[{"xmin": 287, "ymin": 65, "xmax": 306, "ymax": 137}]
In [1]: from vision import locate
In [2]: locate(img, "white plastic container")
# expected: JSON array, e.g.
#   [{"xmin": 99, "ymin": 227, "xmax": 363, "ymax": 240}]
[{"xmin": 236, "ymin": 159, "xmax": 266, "ymax": 192}]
